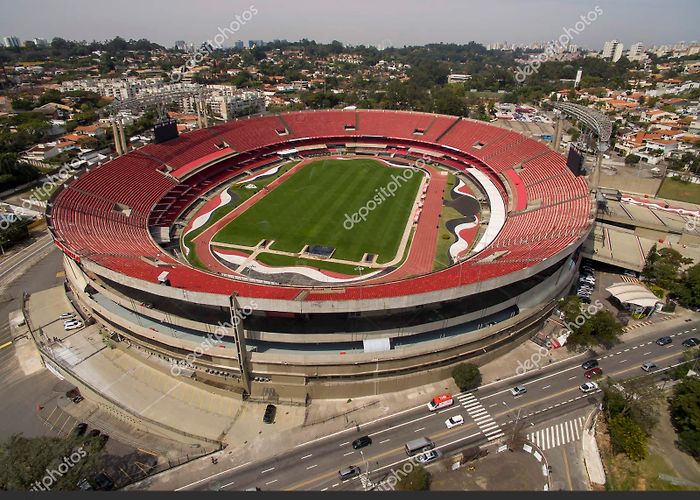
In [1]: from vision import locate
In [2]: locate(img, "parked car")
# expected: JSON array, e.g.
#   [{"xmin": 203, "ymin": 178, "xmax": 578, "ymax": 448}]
[
  {"xmin": 580, "ymin": 296, "xmax": 592, "ymax": 304},
  {"xmin": 94, "ymin": 434, "xmax": 109, "ymax": 450},
  {"xmin": 262, "ymin": 404, "xmax": 276, "ymax": 424},
  {"xmin": 510, "ymin": 385, "xmax": 527, "ymax": 396},
  {"xmin": 93, "ymin": 473, "xmax": 115, "ymax": 491},
  {"xmin": 76, "ymin": 479, "xmax": 93, "ymax": 491},
  {"xmin": 579, "ymin": 382, "xmax": 599, "ymax": 394},
  {"xmin": 656, "ymin": 336, "xmax": 672, "ymax": 346},
  {"xmin": 623, "ymin": 270, "xmax": 636, "ymax": 277},
  {"xmin": 445, "ymin": 415, "xmax": 465, "ymax": 429},
  {"xmin": 59, "ymin": 312, "xmax": 76, "ymax": 320},
  {"xmin": 64, "ymin": 320, "xmax": 83, "ymax": 331},
  {"xmin": 584, "ymin": 368, "xmax": 603, "ymax": 379},
  {"xmin": 415, "ymin": 450, "xmax": 440, "ymax": 464},
  {"xmin": 582, "ymin": 359, "xmax": 599, "ymax": 370},
  {"xmin": 682, "ymin": 338, "xmax": 699, "ymax": 347},
  {"xmin": 641, "ymin": 362, "xmax": 658, "ymax": 372},
  {"xmin": 73, "ymin": 423, "xmax": 88, "ymax": 437},
  {"xmin": 352, "ymin": 436, "xmax": 372, "ymax": 450}
]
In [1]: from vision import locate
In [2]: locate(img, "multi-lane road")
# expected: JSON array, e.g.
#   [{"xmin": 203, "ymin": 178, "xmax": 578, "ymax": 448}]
[{"xmin": 169, "ymin": 318, "xmax": 700, "ymax": 492}]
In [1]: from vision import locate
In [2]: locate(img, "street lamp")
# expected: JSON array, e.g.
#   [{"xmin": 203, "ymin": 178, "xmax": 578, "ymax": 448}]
[{"xmin": 359, "ymin": 450, "xmax": 372, "ymax": 491}]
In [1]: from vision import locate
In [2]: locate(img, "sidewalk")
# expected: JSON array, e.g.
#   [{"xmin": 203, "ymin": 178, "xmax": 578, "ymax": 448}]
[
  {"xmin": 582, "ymin": 410, "xmax": 606, "ymax": 486},
  {"xmin": 132, "ymin": 310, "xmax": 697, "ymax": 490}
]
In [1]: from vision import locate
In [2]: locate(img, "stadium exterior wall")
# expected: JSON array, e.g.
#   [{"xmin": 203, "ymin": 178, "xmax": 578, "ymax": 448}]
[{"xmin": 65, "ymin": 251, "xmax": 579, "ymax": 400}]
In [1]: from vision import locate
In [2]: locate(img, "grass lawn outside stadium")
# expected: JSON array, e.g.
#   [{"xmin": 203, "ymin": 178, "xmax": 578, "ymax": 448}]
[{"xmin": 212, "ymin": 158, "xmax": 423, "ymax": 264}]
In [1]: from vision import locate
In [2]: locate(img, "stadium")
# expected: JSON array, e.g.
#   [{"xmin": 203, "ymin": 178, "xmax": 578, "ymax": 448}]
[{"xmin": 47, "ymin": 109, "xmax": 594, "ymax": 401}]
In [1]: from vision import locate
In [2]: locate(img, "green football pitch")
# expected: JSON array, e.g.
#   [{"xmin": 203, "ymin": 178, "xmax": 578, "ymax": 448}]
[{"xmin": 212, "ymin": 158, "xmax": 422, "ymax": 264}]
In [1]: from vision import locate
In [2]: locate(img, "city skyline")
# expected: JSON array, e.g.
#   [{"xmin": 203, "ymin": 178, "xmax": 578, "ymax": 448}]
[{"xmin": 0, "ymin": 0, "xmax": 698, "ymax": 51}]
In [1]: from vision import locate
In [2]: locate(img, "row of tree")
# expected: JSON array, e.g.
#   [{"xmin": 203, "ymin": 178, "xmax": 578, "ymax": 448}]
[{"xmin": 643, "ymin": 245, "xmax": 700, "ymax": 309}]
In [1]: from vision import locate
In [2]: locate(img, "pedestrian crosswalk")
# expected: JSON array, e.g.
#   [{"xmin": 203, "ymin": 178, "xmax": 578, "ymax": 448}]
[
  {"xmin": 619, "ymin": 275, "xmax": 641, "ymax": 284},
  {"xmin": 527, "ymin": 416, "xmax": 585, "ymax": 451},
  {"xmin": 456, "ymin": 392, "xmax": 504, "ymax": 441}
]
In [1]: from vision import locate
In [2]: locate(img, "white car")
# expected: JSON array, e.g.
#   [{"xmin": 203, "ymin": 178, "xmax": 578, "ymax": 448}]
[
  {"xmin": 415, "ymin": 450, "xmax": 439, "ymax": 464},
  {"xmin": 64, "ymin": 321, "xmax": 83, "ymax": 331},
  {"xmin": 641, "ymin": 362, "xmax": 658, "ymax": 372},
  {"xmin": 510, "ymin": 385, "xmax": 527, "ymax": 397},
  {"xmin": 59, "ymin": 312, "xmax": 76, "ymax": 320},
  {"xmin": 579, "ymin": 382, "xmax": 599, "ymax": 393},
  {"xmin": 445, "ymin": 415, "xmax": 464, "ymax": 429}
]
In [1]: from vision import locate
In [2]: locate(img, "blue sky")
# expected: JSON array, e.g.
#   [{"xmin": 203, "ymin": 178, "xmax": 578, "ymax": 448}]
[{"xmin": 0, "ymin": 0, "xmax": 698, "ymax": 50}]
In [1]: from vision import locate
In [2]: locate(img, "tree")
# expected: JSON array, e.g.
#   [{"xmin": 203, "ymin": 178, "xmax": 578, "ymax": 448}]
[
  {"xmin": 670, "ymin": 378, "xmax": 700, "ymax": 460},
  {"xmin": 625, "ymin": 154, "xmax": 641, "ymax": 165},
  {"xmin": 432, "ymin": 86, "xmax": 467, "ymax": 116},
  {"xmin": 0, "ymin": 153, "xmax": 41, "ymax": 191},
  {"xmin": 452, "ymin": 363, "xmax": 482, "ymax": 391},
  {"xmin": 0, "ymin": 434, "xmax": 104, "ymax": 491},
  {"xmin": 643, "ymin": 247, "xmax": 692, "ymax": 290},
  {"xmin": 608, "ymin": 414, "xmax": 648, "ymax": 461},
  {"xmin": 37, "ymin": 89, "xmax": 63, "ymax": 107},
  {"xmin": 672, "ymin": 264, "xmax": 700, "ymax": 308},
  {"xmin": 558, "ymin": 296, "xmax": 583, "ymax": 325},
  {"xmin": 396, "ymin": 465, "xmax": 430, "ymax": 491},
  {"xmin": 567, "ymin": 310, "xmax": 622, "ymax": 349}
]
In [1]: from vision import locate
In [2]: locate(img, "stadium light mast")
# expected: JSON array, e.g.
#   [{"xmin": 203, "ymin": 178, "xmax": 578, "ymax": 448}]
[{"xmin": 551, "ymin": 102, "xmax": 612, "ymax": 194}]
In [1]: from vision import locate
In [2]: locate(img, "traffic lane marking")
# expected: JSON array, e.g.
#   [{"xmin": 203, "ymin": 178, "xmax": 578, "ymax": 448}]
[
  {"xmin": 288, "ymin": 327, "xmax": 690, "ymax": 453},
  {"xmin": 287, "ymin": 425, "xmax": 484, "ymax": 490},
  {"xmin": 289, "ymin": 353, "xmax": 688, "ymax": 494},
  {"xmin": 175, "ymin": 461, "xmax": 253, "ymax": 491}
]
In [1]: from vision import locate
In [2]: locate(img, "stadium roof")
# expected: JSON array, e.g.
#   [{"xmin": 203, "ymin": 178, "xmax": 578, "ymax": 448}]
[{"xmin": 552, "ymin": 101, "xmax": 613, "ymax": 144}]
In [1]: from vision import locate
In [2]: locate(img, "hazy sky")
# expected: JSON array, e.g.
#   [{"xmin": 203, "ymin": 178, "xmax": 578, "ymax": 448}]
[{"xmin": 0, "ymin": 0, "xmax": 698, "ymax": 50}]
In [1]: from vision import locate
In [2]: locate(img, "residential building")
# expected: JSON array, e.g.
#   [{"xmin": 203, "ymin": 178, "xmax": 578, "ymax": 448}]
[
  {"xmin": 602, "ymin": 40, "xmax": 624, "ymax": 62},
  {"xmin": 2, "ymin": 36, "xmax": 20, "ymax": 48},
  {"xmin": 628, "ymin": 42, "xmax": 645, "ymax": 61}
]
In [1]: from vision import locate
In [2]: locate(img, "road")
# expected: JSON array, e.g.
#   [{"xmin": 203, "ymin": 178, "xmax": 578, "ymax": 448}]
[
  {"xmin": 0, "ymin": 231, "xmax": 66, "ymax": 440},
  {"xmin": 175, "ymin": 319, "xmax": 699, "ymax": 492}
]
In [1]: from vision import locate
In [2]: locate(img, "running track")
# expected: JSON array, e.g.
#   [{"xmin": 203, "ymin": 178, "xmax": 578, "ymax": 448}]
[
  {"xmin": 368, "ymin": 165, "xmax": 448, "ymax": 282},
  {"xmin": 191, "ymin": 159, "xmax": 312, "ymax": 275}
]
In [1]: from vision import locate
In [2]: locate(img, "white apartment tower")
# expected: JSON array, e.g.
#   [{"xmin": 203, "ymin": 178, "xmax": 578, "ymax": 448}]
[
  {"xmin": 628, "ymin": 42, "xmax": 645, "ymax": 60},
  {"xmin": 602, "ymin": 40, "xmax": 624, "ymax": 63}
]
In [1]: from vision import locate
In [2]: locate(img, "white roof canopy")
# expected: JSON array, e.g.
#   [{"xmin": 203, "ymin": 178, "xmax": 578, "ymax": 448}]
[{"xmin": 605, "ymin": 282, "xmax": 661, "ymax": 308}]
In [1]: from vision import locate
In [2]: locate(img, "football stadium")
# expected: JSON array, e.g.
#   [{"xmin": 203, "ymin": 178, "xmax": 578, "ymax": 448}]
[{"xmin": 47, "ymin": 109, "xmax": 594, "ymax": 400}]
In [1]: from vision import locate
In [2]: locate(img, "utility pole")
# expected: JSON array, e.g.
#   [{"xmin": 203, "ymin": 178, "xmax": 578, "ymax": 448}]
[
  {"xmin": 502, "ymin": 401, "xmax": 523, "ymax": 449},
  {"xmin": 360, "ymin": 450, "xmax": 373, "ymax": 491}
]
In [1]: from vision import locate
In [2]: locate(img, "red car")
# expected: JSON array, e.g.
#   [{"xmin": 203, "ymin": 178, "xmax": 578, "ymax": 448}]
[{"xmin": 584, "ymin": 368, "xmax": 603, "ymax": 379}]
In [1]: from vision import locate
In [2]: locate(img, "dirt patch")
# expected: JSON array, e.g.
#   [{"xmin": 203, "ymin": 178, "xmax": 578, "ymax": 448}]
[
  {"xmin": 595, "ymin": 403, "xmax": 700, "ymax": 491},
  {"xmin": 430, "ymin": 448, "xmax": 545, "ymax": 491}
]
